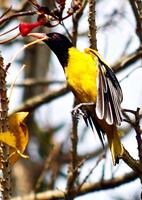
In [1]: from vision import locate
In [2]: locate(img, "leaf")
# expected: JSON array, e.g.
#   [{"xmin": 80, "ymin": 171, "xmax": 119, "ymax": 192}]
[
  {"xmin": 0, "ymin": 112, "xmax": 29, "ymax": 166},
  {"xmin": 8, "ymin": 112, "xmax": 29, "ymax": 165},
  {"xmin": 0, "ymin": 131, "xmax": 16, "ymax": 148}
]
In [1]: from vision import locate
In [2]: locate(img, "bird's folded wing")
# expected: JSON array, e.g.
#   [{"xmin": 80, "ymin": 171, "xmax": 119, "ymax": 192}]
[{"xmin": 86, "ymin": 48, "xmax": 123, "ymax": 126}]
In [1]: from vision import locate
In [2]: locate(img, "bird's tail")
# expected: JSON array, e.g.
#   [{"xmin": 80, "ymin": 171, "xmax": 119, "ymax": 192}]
[
  {"xmin": 83, "ymin": 108, "xmax": 123, "ymax": 165},
  {"xmin": 106, "ymin": 129, "xmax": 123, "ymax": 165},
  {"xmin": 83, "ymin": 109, "xmax": 123, "ymax": 165}
]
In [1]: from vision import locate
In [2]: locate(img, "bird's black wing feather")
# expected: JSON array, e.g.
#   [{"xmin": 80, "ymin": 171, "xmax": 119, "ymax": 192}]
[
  {"xmin": 83, "ymin": 109, "xmax": 105, "ymax": 146},
  {"xmin": 87, "ymin": 48, "xmax": 123, "ymax": 126}
]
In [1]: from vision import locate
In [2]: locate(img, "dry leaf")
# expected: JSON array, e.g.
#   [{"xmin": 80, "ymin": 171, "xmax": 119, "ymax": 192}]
[
  {"xmin": 0, "ymin": 131, "xmax": 16, "ymax": 148},
  {"xmin": 0, "ymin": 112, "xmax": 29, "ymax": 166},
  {"xmin": 8, "ymin": 112, "xmax": 29, "ymax": 164}
]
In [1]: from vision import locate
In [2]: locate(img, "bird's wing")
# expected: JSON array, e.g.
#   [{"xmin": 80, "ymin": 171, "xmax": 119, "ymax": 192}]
[{"xmin": 85, "ymin": 48, "xmax": 123, "ymax": 126}]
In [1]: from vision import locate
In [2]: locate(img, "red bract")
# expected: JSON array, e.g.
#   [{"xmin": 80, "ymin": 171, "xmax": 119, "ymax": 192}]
[
  {"xmin": 19, "ymin": 21, "xmax": 43, "ymax": 36},
  {"xmin": 0, "ymin": 0, "xmax": 81, "ymax": 44}
]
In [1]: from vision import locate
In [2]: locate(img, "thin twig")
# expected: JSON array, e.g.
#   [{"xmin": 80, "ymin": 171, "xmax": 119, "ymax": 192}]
[
  {"xmin": 77, "ymin": 153, "xmax": 105, "ymax": 192},
  {"xmin": 119, "ymin": 66, "xmax": 142, "ymax": 83},
  {"xmin": 0, "ymin": 11, "xmax": 36, "ymax": 27},
  {"xmin": 122, "ymin": 108, "xmax": 142, "ymax": 166},
  {"xmin": 35, "ymin": 144, "xmax": 62, "ymax": 192},
  {"xmin": 6, "ymin": 79, "xmax": 65, "ymax": 88},
  {"xmin": 112, "ymin": 47, "xmax": 142, "ymax": 73},
  {"xmin": 129, "ymin": 0, "xmax": 142, "ymax": 43},
  {"xmin": 88, "ymin": 0, "xmax": 97, "ymax": 50},
  {"xmin": 0, "ymin": 1, "xmax": 30, "ymax": 29},
  {"xmin": 72, "ymin": 0, "xmax": 87, "ymax": 46},
  {"xmin": 65, "ymin": 114, "xmax": 79, "ymax": 200},
  {"xmin": 134, "ymin": 108, "xmax": 142, "ymax": 164}
]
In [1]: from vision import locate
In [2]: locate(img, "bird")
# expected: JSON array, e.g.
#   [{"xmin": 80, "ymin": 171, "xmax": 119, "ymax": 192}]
[{"xmin": 28, "ymin": 32, "xmax": 123, "ymax": 165}]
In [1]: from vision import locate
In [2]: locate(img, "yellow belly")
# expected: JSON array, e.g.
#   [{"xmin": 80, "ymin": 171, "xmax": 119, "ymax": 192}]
[{"xmin": 65, "ymin": 47, "xmax": 99, "ymax": 103}]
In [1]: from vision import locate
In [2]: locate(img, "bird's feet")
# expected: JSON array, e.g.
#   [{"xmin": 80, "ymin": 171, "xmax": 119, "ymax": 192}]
[{"xmin": 71, "ymin": 102, "xmax": 95, "ymax": 119}]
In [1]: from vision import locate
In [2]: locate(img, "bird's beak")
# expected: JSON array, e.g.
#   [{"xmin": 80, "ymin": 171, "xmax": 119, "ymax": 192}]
[{"xmin": 28, "ymin": 33, "xmax": 49, "ymax": 40}]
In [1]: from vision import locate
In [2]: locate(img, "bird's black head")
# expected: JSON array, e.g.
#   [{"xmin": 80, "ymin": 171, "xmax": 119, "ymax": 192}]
[
  {"xmin": 28, "ymin": 32, "xmax": 73, "ymax": 68},
  {"xmin": 45, "ymin": 33, "xmax": 73, "ymax": 67}
]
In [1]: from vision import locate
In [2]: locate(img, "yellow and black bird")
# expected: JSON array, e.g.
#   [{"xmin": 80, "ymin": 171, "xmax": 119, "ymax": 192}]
[{"xmin": 28, "ymin": 32, "xmax": 123, "ymax": 165}]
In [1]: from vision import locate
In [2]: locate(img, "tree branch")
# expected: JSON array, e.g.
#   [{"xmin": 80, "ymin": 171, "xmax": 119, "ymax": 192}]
[
  {"xmin": 11, "ymin": 171, "xmax": 138, "ymax": 200},
  {"xmin": 72, "ymin": 0, "xmax": 87, "ymax": 46},
  {"xmin": 65, "ymin": 116, "xmax": 80, "ymax": 200},
  {"xmin": 122, "ymin": 148, "xmax": 142, "ymax": 179},
  {"xmin": 0, "ymin": 11, "xmax": 36, "ymax": 28},
  {"xmin": 129, "ymin": 0, "xmax": 142, "ymax": 43},
  {"xmin": 112, "ymin": 48, "xmax": 142, "ymax": 73},
  {"xmin": 0, "ymin": 54, "xmax": 11, "ymax": 199},
  {"xmin": 7, "ymin": 79, "xmax": 65, "ymax": 88},
  {"xmin": 11, "ymin": 86, "xmax": 69, "ymax": 113},
  {"xmin": 88, "ymin": 0, "xmax": 97, "ymax": 49}
]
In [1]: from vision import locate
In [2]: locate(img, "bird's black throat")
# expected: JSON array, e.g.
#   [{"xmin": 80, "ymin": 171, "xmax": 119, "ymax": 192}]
[{"xmin": 44, "ymin": 33, "xmax": 73, "ymax": 68}]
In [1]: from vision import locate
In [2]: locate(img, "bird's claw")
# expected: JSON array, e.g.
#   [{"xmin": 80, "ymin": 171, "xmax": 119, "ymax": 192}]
[
  {"xmin": 71, "ymin": 106, "xmax": 88, "ymax": 120},
  {"xmin": 71, "ymin": 102, "xmax": 95, "ymax": 120}
]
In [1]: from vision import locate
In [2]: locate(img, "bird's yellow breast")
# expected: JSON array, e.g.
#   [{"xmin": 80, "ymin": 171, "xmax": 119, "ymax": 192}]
[{"xmin": 65, "ymin": 47, "xmax": 99, "ymax": 103}]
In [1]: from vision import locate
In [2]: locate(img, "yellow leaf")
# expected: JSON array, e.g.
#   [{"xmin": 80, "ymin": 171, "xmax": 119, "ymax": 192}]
[
  {"xmin": 9, "ymin": 112, "xmax": 29, "ymax": 165},
  {"xmin": 9, "ymin": 112, "xmax": 29, "ymax": 130},
  {"xmin": 0, "ymin": 112, "xmax": 29, "ymax": 166},
  {"xmin": 0, "ymin": 131, "xmax": 16, "ymax": 148}
]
